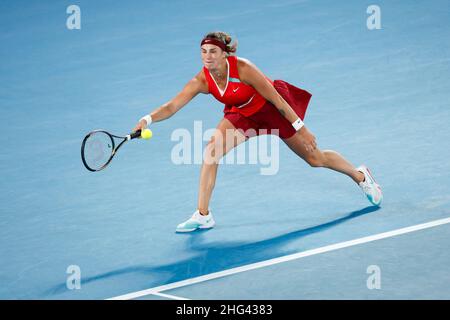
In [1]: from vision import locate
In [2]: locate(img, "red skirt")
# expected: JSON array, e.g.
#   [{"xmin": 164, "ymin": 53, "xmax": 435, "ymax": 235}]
[{"xmin": 223, "ymin": 80, "xmax": 312, "ymax": 139}]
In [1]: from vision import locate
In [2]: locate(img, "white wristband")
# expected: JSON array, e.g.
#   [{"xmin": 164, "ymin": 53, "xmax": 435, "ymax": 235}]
[
  {"xmin": 140, "ymin": 114, "xmax": 152, "ymax": 126},
  {"xmin": 292, "ymin": 118, "xmax": 304, "ymax": 131}
]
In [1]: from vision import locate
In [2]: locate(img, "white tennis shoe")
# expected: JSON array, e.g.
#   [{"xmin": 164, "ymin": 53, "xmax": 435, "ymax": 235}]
[
  {"xmin": 176, "ymin": 209, "xmax": 215, "ymax": 233},
  {"xmin": 357, "ymin": 165, "xmax": 383, "ymax": 206}
]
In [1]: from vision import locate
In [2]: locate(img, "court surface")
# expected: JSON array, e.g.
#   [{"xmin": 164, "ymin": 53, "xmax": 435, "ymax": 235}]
[{"xmin": 0, "ymin": 0, "xmax": 449, "ymax": 299}]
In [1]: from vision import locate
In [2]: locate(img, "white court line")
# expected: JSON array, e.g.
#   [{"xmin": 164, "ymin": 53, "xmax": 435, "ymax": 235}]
[
  {"xmin": 151, "ymin": 292, "xmax": 190, "ymax": 300},
  {"xmin": 108, "ymin": 217, "xmax": 450, "ymax": 300}
]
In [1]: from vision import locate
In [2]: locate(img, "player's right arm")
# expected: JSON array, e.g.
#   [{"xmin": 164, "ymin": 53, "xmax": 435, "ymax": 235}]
[{"xmin": 133, "ymin": 71, "xmax": 208, "ymax": 132}]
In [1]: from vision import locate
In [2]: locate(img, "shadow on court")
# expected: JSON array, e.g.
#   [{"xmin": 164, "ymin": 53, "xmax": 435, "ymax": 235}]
[{"xmin": 45, "ymin": 206, "xmax": 379, "ymax": 297}]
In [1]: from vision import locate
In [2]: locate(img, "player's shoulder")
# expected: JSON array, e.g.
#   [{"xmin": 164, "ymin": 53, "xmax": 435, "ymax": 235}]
[
  {"xmin": 237, "ymin": 56, "xmax": 251, "ymax": 67},
  {"xmin": 192, "ymin": 69, "xmax": 209, "ymax": 93},
  {"xmin": 195, "ymin": 68, "xmax": 207, "ymax": 85},
  {"xmin": 236, "ymin": 56, "xmax": 257, "ymax": 72},
  {"xmin": 236, "ymin": 57, "xmax": 258, "ymax": 79}
]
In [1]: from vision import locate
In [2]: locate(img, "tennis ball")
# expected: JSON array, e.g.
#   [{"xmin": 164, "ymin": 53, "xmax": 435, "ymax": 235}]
[{"xmin": 141, "ymin": 128, "xmax": 153, "ymax": 140}]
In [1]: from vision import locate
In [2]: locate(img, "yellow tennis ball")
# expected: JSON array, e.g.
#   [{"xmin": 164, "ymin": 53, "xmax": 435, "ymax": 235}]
[{"xmin": 141, "ymin": 128, "xmax": 153, "ymax": 140}]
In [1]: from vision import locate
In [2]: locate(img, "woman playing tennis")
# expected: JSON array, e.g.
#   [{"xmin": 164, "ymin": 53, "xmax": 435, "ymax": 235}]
[{"xmin": 133, "ymin": 31, "xmax": 383, "ymax": 232}]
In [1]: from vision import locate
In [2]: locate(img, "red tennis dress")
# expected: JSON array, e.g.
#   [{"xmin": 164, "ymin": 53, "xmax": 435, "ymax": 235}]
[{"xmin": 203, "ymin": 55, "xmax": 312, "ymax": 139}]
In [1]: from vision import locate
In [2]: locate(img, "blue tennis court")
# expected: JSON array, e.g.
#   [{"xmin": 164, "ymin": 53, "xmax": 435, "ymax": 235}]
[{"xmin": 1, "ymin": 0, "xmax": 449, "ymax": 300}]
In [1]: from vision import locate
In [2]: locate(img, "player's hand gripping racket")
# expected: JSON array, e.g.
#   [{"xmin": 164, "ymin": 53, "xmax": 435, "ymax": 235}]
[{"xmin": 81, "ymin": 128, "xmax": 152, "ymax": 172}]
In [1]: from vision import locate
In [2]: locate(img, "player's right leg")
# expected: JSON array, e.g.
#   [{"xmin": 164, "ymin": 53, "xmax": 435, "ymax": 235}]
[{"xmin": 176, "ymin": 118, "xmax": 248, "ymax": 232}]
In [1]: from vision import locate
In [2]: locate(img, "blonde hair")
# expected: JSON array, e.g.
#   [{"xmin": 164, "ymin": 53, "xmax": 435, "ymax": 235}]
[{"xmin": 203, "ymin": 31, "xmax": 238, "ymax": 55}]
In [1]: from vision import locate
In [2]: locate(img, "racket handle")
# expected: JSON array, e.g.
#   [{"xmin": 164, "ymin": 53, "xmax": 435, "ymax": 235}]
[{"xmin": 128, "ymin": 129, "xmax": 142, "ymax": 140}]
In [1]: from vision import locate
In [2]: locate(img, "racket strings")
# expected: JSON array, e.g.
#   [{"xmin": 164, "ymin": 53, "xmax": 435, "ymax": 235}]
[{"xmin": 83, "ymin": 132, "xmax": 114, "ymax": 170}]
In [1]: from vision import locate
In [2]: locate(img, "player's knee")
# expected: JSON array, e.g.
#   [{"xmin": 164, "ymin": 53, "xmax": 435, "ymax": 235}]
[{"xmin": 305, "ymin": 156, "xmax": 324, "ymax": 168}]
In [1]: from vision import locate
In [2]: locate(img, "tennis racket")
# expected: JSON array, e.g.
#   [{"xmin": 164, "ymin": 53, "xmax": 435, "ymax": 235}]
[{"xmin": 81, "ymin": 129, "xmax": 145, "ymax": 172}]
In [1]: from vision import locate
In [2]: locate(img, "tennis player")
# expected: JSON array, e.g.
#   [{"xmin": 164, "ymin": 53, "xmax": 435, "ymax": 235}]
[{"xmin": 133, "ymin": 31, "xmax": 383, "ymax": 232}]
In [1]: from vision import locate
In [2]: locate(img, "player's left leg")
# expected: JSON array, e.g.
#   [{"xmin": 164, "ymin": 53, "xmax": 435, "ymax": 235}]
[
  {"xmin": 282, "ymin": 129, "xmax": 363, "ymax": 183},
  {"xmin": 282, "ymin": 128, "xmax": 383, "ymax": 205}
]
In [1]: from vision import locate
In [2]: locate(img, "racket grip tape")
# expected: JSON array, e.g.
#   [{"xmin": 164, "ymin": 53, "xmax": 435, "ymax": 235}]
[{"xmin": 128, "ymin": 129, "xmax": 142, "ymax": 140}]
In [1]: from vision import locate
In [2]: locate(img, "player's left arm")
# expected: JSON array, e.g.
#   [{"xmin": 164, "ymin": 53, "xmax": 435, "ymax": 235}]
[
  {"xmin": 238, "ymin": 58, "xmax": 316, "ymax": 151},
  {"xmin": 238, "ymin": 58, "xmax": 299, "ymax": 123}
]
